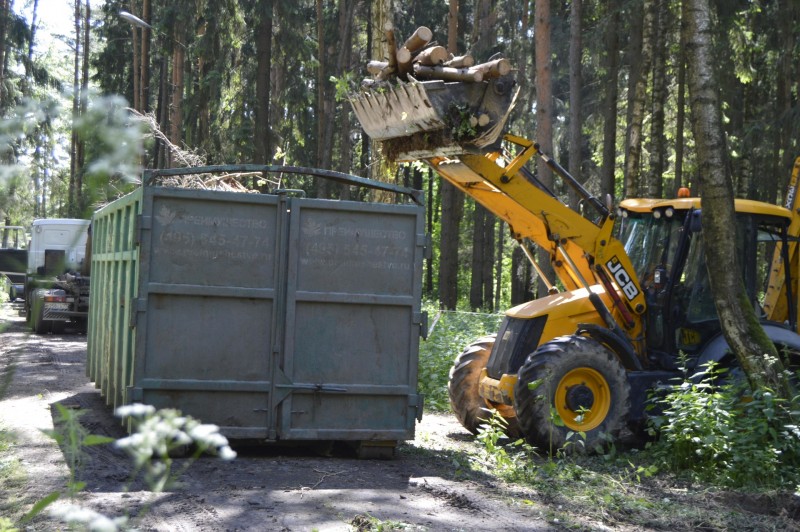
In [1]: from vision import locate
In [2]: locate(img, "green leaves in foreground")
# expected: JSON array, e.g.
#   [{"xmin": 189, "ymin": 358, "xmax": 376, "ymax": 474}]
[{"xmin": 646, "ymin": 363, "xmax": 800, "ymax": 489}]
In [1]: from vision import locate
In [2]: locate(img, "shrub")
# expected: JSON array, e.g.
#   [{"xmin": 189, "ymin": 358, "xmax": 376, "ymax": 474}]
[
  {"xmin": 417, "ymin": 302, "xmax": 503, "ymax": 412},
  {"xmin": 647, "ymin": 363, "xmax": 800, "ymax": 488}
]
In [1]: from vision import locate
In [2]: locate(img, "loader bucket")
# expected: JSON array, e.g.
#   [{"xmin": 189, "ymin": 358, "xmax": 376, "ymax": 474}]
[{"xmin": 350, "ymin": 75, "xmax": 518, "ymax": 161}]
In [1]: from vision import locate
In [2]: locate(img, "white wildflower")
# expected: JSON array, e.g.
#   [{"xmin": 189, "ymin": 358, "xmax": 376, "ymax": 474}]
[
  {"xmin": 218, "ymin": 445, "xmax": 237, "ymax": 460},
  {"xmin": 114, "ymin": 403, "xmax": 156, "ymax": 418},
  {"xmin": 49, "ymin": 503, "xmax": 128, "ymax": 532}
]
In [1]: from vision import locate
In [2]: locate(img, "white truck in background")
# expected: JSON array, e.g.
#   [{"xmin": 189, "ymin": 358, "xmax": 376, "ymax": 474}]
[{"xmin": 25, "ymin": 218, "xmax": 91, "ymax": 334}]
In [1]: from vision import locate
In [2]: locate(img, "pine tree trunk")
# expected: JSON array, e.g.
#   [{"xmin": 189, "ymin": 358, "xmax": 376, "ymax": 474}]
[
  {"xmin": 331, "ymin": 0, "xmax": 356, "ymax": 194},
  {"xmin": 511, "ymin": 245, "xmax": 533, "ymax": 306},
  {"xmin": 74, "ymin": 0, "xmax": 90, "ymax": 214},
  {"xmin": 168, "ymin": 24, "xmax": 185, "ymax": 167},
  {"xmin": 129, "ymin": 1, "xmax": 140, "ymax": 112},
  {"xmin": 425, "ymin": 168, "xmax": 436, "ymax": 297},
  {"xmin": 439, "ymin": 182, "xmax": 463, "ymax": 310},
  {"xmin": 447, "ymin": 0, "xmax": 458, "ymax": 54},
  {"xmin": 684, "ymin": 0, "xmax": 789, "ymax": 396},
  {"xmin": 494, "ymin": 222, "xmax": 504, "ymax": 311},
  {"xmin": 600, "ymin": 0, "xmax": 620, "ymax": 200},
  {"xmin": 315, "ymin": 0, "xmax": 328, "ymax": 197},
  {"xmin": 624, "ymin": 0, "xmax": 655, "ymax": 197},
  {"xmin": 154, "ymin": 57, "xmax": 169, "ymax": 168},
  {"xmin": 674, "ymin": 1, "xmax": 687, "ymax": 194},
  {"xmin": 470, "ymin": 203, "xmax": 486, "ymax": 310},
  {"xmin": 255, "ymin": 0, "xmax": 273, "ymax": 167},
  {"xmin": 68, "ymin": 0, "xmax": 81, "ymax": 216},
  {"xmin": 482, "ymin": 213, "xmax": 495, "ymax": 309},
  {"xmin": 567, "ymin": 0, "xmax": 582, "ymax": 209},
  {"xmin": 515, "ymin": 0, "xmax": 531, "ymax": 132},
  {"xmin": 534, "ymin": 0, "xmax": 555, "ymax": 296},
  {"xmin": 437, "ymin": 0, "xmax": 463, "ymax": 309},
  {"xmin": 645, "ymin": 0, "xmax": 668, "ymax": 199},
  {"xmin": 778, "ymin": 0, "xmax": 796, "ymax": 177},
  {"xmin": 0, "ymin": 0, "xmax": 9, "ymax": 110},
  {"xmin": 140, "ymin": 0, "xmax": 151, "ymax": 112}
]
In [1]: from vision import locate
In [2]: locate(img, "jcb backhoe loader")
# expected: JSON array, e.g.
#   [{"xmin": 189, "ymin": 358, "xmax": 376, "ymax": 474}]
[{"xmin": 350, "ymin": 73, "xmax": 800, "ymax": 451}]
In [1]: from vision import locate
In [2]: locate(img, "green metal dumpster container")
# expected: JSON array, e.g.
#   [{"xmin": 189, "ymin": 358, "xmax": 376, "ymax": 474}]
[{"xmin": 87, "ymin": 166, "xmax": 425, "ymax": 454}]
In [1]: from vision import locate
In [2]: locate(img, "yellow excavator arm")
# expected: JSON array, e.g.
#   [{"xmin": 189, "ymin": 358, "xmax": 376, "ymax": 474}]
[
  {"xmin": 426, "ymin": 135, "xmax": 646, "ymax": 329},
  {"xmin": 763, "ymin": 156, "xmax": 800, "ymax": 326}
]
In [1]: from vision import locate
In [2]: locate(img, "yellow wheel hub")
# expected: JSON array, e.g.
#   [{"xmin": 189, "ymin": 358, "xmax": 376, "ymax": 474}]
[{"xmin": 555, "ymin": 367, "xmax": 610, "ymax": 431}]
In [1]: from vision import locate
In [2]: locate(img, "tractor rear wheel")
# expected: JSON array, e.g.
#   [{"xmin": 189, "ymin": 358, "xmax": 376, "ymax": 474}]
[
  {"xmin": 448, "ymin": 335, "xmax": 520, "ymax": 438},
  {"xmin": 514, "ymin": 335, "xmax": 630, "ymax": 454}
]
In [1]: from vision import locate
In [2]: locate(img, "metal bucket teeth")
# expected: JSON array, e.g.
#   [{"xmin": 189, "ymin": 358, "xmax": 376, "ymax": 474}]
[{"xmin": 350, "ymin": 83, "xmax": 444, "ymax": 141}]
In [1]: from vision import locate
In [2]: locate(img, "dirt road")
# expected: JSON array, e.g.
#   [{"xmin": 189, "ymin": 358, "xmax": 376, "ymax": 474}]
[{"xmin": 0, "ymin": 303, "xmax": 562, "ymax": 531}]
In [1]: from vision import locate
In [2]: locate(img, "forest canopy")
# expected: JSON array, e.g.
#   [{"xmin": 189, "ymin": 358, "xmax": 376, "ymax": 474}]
[{"xmin": 0, "ymin": 0, "xmax": 797, "ymax": 311}]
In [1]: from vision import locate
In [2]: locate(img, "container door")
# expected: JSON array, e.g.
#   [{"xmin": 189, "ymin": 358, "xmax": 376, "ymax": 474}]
[
  {"xmin": 274, "ymin": 198, "xmax": 425, "ymax": 442},
  {"xmin": 132, "ymin": 188, "xmax": 281, "ymax": 439}
]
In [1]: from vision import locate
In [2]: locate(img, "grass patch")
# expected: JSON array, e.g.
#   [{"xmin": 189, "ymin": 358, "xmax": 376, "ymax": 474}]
[
  {"xmin": 350, "ymin": 513, "xmax": 424, "ymax": 531},
  {"xmin": 0, "ymin": 424, "xmax": 28, "ymax": 525}
]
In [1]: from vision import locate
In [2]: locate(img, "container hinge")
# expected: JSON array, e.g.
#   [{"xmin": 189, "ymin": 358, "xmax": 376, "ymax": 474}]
[
  {"xmin": 130, "ymin": 297, "xmax": 147, "ymax": 328},
  {"xmin": 128, "ymin": 386, "xmax": 143, "ymax": 402},
  {"xmin": 415, "ymin": 312, "xmax": 428, "ymax": 339},
  {"xmin": 409, "ymin": 393, "xmax": 424, "ymax": 422},
  {"xmin": 135, "ymin": 214, "xmax": 152, "ymax": 246}
]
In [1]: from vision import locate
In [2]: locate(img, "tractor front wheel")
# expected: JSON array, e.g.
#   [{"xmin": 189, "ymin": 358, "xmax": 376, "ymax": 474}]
[
  {"xmin": 448, "ymin": 335, "xmax": 520, "ymax": 437},
  {"xmin": 514, "ymin": 335, "xmax": 630, "ymax": 454}
]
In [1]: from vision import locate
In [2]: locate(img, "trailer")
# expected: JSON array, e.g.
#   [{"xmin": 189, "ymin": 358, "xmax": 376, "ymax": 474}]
[
  {"xmin": 0, "ymin": 225, "xmax": 26, "ymax": 301},
  {"xmin": 24, "ymin": 219, "xmax": 91, "ymax": 334},
  {"xmin": 87, "ymin": 166, "xmax": 426, "ymax": 457}
]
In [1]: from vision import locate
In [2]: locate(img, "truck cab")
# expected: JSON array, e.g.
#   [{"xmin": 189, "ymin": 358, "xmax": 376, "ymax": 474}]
[{"xmin": 25, "ymin": 219, "xmax": 91, "ymax": 334}]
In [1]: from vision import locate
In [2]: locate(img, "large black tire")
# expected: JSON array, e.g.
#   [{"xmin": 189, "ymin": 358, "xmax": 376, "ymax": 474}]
[
  {"xmin": 30, "ymin": 296, "xmax": 64, "ymax": 334},
  {"xmin": 448, "ymin": 335, "xmax": 521, "ymax": 437},
  {"xmin": 514, "ymin": 335, "xmax": 630, "ymax": 454}
]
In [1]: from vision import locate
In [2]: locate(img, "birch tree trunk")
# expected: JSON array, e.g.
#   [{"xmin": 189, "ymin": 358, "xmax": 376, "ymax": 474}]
[{"xmin": 684, "ymin": 0, "xmax": 790, "ymax": 396}]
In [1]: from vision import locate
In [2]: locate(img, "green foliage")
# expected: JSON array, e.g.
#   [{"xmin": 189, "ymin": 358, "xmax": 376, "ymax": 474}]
[
  {"xmin": 330, "ymin": 72, "xmax": 358, "ymax": 102},
  {"xmin": 447, "ymin": 103, "xmax": 477, "ymax": 141},
  {"xmin": 475, "ymin": 411, "xmax": 535, "ymax": 478},
  {"xmin": 647, "ymin": 363, "xmax": 800, "ymax": 489},
  {"xmin": 44, "ymin": 404, "xmax": 115, "ymax": 497},
  {"xmin": 417, "ymin": 302, "xmax": 503, "ymax": 412}
]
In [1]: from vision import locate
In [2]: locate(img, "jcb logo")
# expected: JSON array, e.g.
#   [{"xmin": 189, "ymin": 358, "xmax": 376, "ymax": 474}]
[{"xmin": 606, "ymin": 257, "xmax": 639, "ymax": 301}]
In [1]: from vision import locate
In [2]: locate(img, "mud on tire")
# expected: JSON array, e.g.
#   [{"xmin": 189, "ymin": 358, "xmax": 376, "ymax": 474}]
[{"xmin": 513, "ymin": 335, "xmax": 630, "ymax": 454}]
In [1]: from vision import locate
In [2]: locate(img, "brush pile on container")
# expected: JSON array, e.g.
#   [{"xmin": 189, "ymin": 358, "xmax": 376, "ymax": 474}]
[{"xmin": 349, "ymin": 23, "xmax": 518, "ymax": 161}]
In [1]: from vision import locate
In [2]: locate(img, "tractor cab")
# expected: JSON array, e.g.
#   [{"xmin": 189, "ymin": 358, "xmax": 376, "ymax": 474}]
[{"xmin": 617, "ymin": 196, "xmax": 795, "ymax": 371}]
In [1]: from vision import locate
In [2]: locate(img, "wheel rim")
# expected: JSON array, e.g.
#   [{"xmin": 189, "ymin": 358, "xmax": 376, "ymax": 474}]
[{"xmin": 555, "ymin": 367, "xmax": 610, "ymax": 431}]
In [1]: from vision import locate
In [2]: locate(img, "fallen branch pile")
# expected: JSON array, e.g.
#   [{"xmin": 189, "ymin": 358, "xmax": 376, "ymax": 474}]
[{"xmin": 157, "ymin": 172, "xmax": 280, "ymax": 192}]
